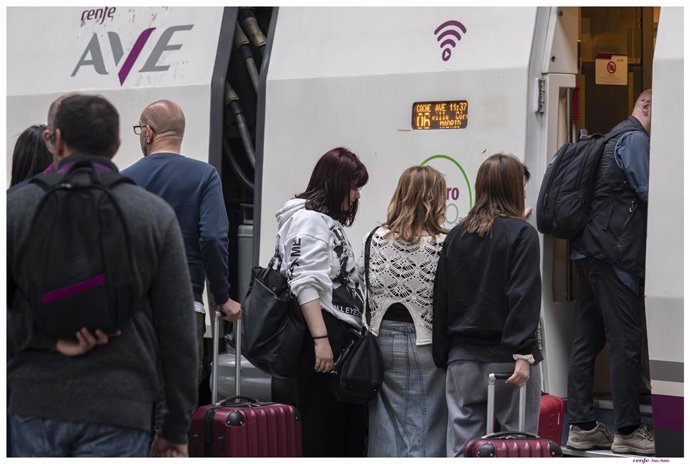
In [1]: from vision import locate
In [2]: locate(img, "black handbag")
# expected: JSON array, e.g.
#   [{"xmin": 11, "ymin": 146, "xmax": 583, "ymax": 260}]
[
  {"xmin": 332, "ymin": 227, "xmax": 384, "ymax": 403},
  {"xmin": 229, "ymin": 252, "xmax": 305, "ymax": 378}
]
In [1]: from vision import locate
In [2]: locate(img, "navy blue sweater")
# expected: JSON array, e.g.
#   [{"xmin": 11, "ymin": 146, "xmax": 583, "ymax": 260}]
[{"xmin": 123, "ymin": 153, "xmax": 230, "ymax": 305}]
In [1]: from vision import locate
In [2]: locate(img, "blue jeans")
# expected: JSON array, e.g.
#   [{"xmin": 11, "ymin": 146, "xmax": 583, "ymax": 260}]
[
  {"xmin": 368, "ymin": 320, "xmax": 447, "ymax": 457},
  {"xmin": 9, "ymin": 414, "xmax": 150, "ymax": 457}
]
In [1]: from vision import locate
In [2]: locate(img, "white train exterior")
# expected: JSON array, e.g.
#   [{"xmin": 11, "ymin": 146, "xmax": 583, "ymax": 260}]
[{"xmin": 6, "ymin": 6, "xmax": 684, "ymax": 457}]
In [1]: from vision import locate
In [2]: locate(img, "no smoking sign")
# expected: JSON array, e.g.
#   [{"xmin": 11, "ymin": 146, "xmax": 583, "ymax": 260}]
[
  {"xmin": 596, "ymin": 54, "xmax": 627, "ymax": 85},
  {"xmin": 607, "ymin": 60, "xmax": 617, "ymax": 74}
]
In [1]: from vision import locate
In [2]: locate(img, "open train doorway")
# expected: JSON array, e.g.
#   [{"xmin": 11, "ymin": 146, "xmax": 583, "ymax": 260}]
[{"xmin": 550, "ymin": 6, "xmax": 677, "ymax": 458}]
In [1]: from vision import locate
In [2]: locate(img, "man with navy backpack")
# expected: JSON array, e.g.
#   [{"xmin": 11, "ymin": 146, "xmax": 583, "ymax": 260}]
[
  {"xmin": 7, "ymin": 94, "xmax": 198, "ymax": 457},
  {"xmin": 565, "ymin": 89, "xmax": 654, "ymax": 455}
]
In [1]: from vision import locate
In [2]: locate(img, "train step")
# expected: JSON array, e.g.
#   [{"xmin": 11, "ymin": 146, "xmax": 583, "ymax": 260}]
[
  {"xmin": 562, "ymin": 448, "xmax": 649, "ymax": 458},
  {"xmin": 560, "ymin": 395, "xmax": 655, "ymax": 458}
]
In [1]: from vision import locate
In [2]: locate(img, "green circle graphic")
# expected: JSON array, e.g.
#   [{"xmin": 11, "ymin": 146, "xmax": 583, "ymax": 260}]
[{"xmin": 421, "ymin": 154, "xmax": 473, "ymax": 208}]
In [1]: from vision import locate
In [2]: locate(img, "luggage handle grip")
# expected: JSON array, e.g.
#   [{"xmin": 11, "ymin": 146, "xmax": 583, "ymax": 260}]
[
  {"xmin": 217, "ymin": 395, "xmax": 261, "ymax": 407},
  {"xmin": 482, "ymin": 431, "xmax": 539, "ymax": 440}
]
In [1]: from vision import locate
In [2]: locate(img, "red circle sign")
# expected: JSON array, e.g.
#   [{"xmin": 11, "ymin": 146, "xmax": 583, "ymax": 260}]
[{"xmin": 607, "ymin": 61, "xmax": 617, "ymax": 74}]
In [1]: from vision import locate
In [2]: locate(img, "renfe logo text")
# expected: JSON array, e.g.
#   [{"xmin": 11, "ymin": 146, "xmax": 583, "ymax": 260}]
[{"xmin": 81, "ymin": 7, "xmax": 116, "ymax": 25}]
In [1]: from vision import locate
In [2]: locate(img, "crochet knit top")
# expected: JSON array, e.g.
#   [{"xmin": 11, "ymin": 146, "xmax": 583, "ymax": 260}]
[{"xmin": 358, "ymin": 226, "xmax": 446, "ymax": 345}]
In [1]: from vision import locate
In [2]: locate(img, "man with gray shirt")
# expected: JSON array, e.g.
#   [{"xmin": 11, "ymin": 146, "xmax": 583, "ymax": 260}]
[{"xmin": 7, "ymin": 94, "xmax": 197, "ymax": 457}]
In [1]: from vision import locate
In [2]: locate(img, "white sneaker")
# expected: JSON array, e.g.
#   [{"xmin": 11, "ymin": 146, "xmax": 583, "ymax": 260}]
[
  {"xmin": 611, "ymin": 425, "xmax": 655, "ymax": 456},
  {"xmin": 566, "ymin": 423, "xmax": 613, "ymax": 450}
]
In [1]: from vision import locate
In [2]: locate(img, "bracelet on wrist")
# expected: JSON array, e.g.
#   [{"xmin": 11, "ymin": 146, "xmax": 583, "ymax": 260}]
[
  {"xmin": 513, "ymin": 354, "xmax": 535, "ymax": 365},
  {"xmin": 313, "ymin": 334, "xmax": 329, "ymax": 340}
]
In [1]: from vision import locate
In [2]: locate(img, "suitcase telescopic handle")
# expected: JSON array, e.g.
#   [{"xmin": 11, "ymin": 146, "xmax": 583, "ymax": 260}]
[
  {"xmin": 211, "ymin": 310, "xmax": 221, "ymax": 404},
  {"xmin": 487, "ymin": 373, "xmax": 527, "ymax": 435},
  {"xmin": 234, "ymin": 318, "xmax": 241, "ymax": 397},
  {"xmin": 211, "ymin": 309, "xmax": 243, "ymax": 405}
]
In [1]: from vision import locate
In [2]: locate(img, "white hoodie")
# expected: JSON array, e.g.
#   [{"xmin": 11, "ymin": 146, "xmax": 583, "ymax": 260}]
[{"xmin": 274, "ymin": 198, "xmax": 364, "ymax": 329}]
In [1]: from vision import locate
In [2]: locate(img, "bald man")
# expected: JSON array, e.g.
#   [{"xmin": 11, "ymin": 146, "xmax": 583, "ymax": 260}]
[
  {"xmin": 123, "ymin": 100, "xmax": 241, "ymax": 393},
  {"xmin": 566, "ymin": 89, "xmax": 654, "ymax": 456}
]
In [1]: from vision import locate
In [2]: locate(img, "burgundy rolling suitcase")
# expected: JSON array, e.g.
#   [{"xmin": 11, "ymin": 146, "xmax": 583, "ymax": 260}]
[
  {"xmin": 538, "ymin": 393, "xmax": 565, "ymax": 445},
  {"xmin": 188, "ymin": 311, "xmax": 303, "ymax": 457},
  {"xmin": 464, "ymin": 373, "xmax": 563, "ymax": 458}
]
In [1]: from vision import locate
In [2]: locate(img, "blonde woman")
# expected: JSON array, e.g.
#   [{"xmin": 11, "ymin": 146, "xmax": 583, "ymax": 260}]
[{"xmin": 358, "ymin": 166, "xmax": 448, "ymax": 457}]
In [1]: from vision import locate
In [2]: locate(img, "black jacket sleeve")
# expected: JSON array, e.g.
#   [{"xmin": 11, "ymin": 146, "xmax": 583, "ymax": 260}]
[
  {"xmin": 501, "ymin": 225, "xmax": 541, "ymax": 354},
  {"xmin": 432, "ymin": 241, "xmax": 451, "ymax": 368}
]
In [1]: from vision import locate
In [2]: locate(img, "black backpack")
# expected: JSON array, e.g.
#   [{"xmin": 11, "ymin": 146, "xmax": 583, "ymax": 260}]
[
  {"xmin": 21, "ymin": 158, "xmax": 141, "ymax": 339},
  {"xmin": 536, "ymin": 127, "xmax": 632, "ymax": 239}
]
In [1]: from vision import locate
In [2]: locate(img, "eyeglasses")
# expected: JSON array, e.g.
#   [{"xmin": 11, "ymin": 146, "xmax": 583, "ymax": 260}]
[{"xmin": 132, "ymin": 124, "xmax": 151, "ymax": 135}]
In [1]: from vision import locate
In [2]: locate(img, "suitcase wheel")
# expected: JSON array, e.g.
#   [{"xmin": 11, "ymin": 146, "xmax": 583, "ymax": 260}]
[{"xmin": 550, "ymin": 441, "xmax": 563, "ymax": 457}]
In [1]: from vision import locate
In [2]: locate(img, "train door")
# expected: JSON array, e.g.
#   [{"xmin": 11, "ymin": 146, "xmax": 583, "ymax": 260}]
[
  {"xmin": 645, "ymin": 7, "xmax": 684, "ymax": 458},
  {"xmin": 543, "ymin": 7, "xmax": 682, "ymax": 458},
  {"xmin": 575, "ymin": 4, "xmax": 658, "ymax": 418}
]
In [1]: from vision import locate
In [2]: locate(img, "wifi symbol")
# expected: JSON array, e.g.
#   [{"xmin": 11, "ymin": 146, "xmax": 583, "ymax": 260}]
[{"xmin": 434, "ymin": 20, "xmax": 467, "ymax": 62}]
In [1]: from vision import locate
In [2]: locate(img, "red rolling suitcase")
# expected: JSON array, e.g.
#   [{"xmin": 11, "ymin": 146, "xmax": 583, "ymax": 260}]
[
  {"xmin": 188, "ymin": 312, "xmax": 303, "ymax": 457},
  {"xmin": 538, "ymin": 393, "xmax": 565, "ymax": 445},
  {"xmin": 464, "ymin": 373, "xmax": 563, "ymax": 458}
]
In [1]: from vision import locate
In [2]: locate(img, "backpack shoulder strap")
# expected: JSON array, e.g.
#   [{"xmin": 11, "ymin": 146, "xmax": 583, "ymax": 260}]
[
  {"xmin": 604, "ymin": 121, "xmax": 645, "ymax": 144},
  {"xmin": 49, "ymin": 156, "xmax": 132, "ymax": 189},
  {"xmin": 29, "ymin": 172, "xmax": 67, "ymax": 191},
  {"xmin": 99, "ymin": 171, "xmax": 135, "ymax": 189},
  {"xmin": 363, "ymin": 226, "xmax": 380, "ymax": 326}
]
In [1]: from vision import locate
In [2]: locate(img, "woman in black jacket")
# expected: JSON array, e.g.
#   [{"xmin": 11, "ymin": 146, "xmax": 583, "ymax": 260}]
[{"xmin": 432, "ymin": 153, "xmax": 542, "ymax": 456}]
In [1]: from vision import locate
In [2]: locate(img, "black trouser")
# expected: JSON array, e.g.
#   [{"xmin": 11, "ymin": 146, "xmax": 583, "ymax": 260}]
[
  {"xmin": 295, "ymin": 311, "xmax": 367, "ymax": 457},
  {"xmin": 567, "ymin": 257, "xmax": 647, "ymax": 431}
]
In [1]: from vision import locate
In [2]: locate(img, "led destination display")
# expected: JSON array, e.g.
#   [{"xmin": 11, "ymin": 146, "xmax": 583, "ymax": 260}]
[{"xmin": 412, "ymin": 100, "xmax": 468, "ymax": 130}]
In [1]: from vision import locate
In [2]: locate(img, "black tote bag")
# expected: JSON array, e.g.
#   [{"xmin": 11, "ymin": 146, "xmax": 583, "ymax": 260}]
[
  {"xmin": 230, "ymin": 256, "xmax": 305, "ymax": 379},
  {"xmin": 332, "ymin": 227, "xmax": 384, "ymax": 403}
]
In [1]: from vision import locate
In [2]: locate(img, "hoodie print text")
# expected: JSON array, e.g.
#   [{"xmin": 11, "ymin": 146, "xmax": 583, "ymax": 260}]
[
  {"xmin": 331, "ymin": 224, "xmax": 364, "ymax": 318},
  {"xmin": 287, "ymin": 238, "xmax": 301, "ymax": 279}
]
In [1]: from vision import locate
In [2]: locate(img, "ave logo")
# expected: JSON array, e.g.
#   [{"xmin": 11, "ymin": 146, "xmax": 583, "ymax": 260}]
[{"xmin": 71, "ymin": 25, "xmax": 194, "ymax": 85}]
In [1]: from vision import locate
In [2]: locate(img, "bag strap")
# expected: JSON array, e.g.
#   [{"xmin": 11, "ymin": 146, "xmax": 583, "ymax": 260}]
[
  {"xmin": 267, "ymin": 242, "xmax": 282, "ymax": 270},
  {"xmin": 29, "ymin": 157, "xmax": 133, "ymax": 191},
  {"xmin": 30, "ymin": 172, "xmax": 68, "ymax": 191},
  {"xmin": 363, "ymin": 226, "xmax": 380, "ymax": 327}
]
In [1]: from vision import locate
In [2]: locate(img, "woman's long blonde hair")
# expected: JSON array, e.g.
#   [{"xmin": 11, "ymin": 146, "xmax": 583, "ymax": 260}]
[
  {"xmin": 461, "ymin": 153, "xmax": 525, "ymax": 237},
  {"xmin": 384, "ymin": 165, "xmax": 448, "ymax": 243}
]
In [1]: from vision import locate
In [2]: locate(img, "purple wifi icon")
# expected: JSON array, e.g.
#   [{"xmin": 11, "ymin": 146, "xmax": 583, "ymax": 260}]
[{"xmin": 434, "ymin": 20, "xmax": 467, "ymax": 62}]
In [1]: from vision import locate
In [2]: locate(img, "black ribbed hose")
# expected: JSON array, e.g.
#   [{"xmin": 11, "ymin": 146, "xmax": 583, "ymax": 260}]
[
  {"xmin": 224, "ymin": 83, "xmax": 255, "ymax": 168},
  {"xmin": 239, "ymin": 8, "xmax": 266, "ymax": 63},
  {"xmin": 234, "ymin": 23, "xmax": 259, "ymax": 92}
]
